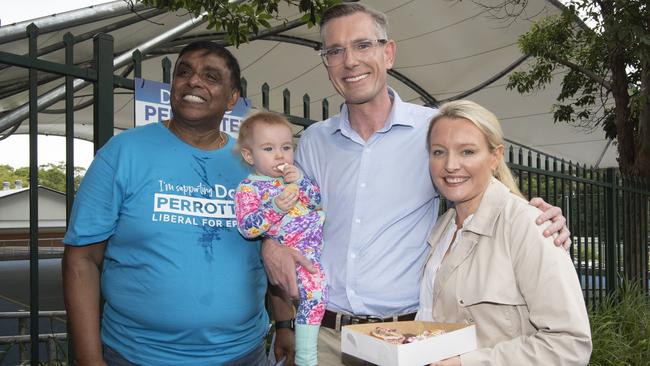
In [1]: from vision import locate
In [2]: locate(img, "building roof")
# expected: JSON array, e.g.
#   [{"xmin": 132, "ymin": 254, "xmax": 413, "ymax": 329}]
[
  {"xmin": 0, "ymin": 186, "xmax": 64, "ymax": 199},
  {"xmin": 0, "ymin": 186, "xmax": 66, "ymax": 231}
]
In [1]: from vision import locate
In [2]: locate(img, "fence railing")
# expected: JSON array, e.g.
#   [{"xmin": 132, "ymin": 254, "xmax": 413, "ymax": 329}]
[
  {"xmin": 0, "ymin": 238, "xmax": 65, "ymax": 248},
  {"xmin": 506, "ymin": 148, "xmax": 650, "ymax": 309},
  {"xmin": 0, "ymin": 311, "xmax": 67, "ymax": 365}
]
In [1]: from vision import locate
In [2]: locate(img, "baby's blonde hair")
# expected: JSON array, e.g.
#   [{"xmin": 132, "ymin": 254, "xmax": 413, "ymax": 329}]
[{"xmin": 237, "ymin": 111, "xmax": 293, "ymax": 152}]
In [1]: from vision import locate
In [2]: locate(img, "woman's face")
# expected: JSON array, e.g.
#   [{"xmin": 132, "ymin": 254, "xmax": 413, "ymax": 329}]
[{"xmin": 428, "ymin": 117, "xmax": 502, "ymax": 216}]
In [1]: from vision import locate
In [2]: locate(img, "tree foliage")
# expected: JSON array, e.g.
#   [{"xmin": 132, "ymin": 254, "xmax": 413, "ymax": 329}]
[
  {"xmin": 140, "ymin": 0, "xmax": 341, "ymax": 46},
  {"xmin": 0, "ymin": 163, "xmax": 86, "ymax": 192},
  {"xmin": 506, "ymin": 0, "xmax": 650, "ymax": 177}
]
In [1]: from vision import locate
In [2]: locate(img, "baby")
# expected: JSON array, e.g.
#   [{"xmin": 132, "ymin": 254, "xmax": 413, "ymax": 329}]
[{"xmin": 234, "ymin": 111, "xmax": 327, "ymax": 366}]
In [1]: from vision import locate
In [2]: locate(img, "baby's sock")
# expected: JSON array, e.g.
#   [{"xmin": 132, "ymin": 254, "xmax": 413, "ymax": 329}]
[{"xmin": 294, "ymin": 323, "xmax": 320, "ymax": 366}]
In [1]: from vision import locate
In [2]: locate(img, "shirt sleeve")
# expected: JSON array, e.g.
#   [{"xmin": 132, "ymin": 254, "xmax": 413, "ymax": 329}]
[
  {"xmin": 460, "ymin": 205, "xmax": 592, "ymax": 366},
  {"xmin": 294, "ymin": 128, "xmax": 317, "ymax": 184},
  {"xmin": 234, "ymin": 180, "xmax": 285, "ymax": 239},
  {"xmin": 63, "ymin": 144, "xmax": 125, "ymax": 246}
]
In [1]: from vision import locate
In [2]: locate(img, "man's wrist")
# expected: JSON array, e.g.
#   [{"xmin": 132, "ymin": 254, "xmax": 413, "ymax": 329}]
[{"xmin": 275, "ymin": 319, "xmax": 295, "ymax": 331}]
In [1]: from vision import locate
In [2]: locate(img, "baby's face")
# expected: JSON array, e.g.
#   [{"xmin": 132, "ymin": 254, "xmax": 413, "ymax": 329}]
[{"xmin": 243, "ymin": 123, "xmax": 294, "ymax": 177}]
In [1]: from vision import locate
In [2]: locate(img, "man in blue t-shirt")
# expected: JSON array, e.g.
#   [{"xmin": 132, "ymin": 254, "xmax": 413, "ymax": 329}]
[{"xmin": 63, "ymin": 41, "xmax": 279, "ymax": 365}]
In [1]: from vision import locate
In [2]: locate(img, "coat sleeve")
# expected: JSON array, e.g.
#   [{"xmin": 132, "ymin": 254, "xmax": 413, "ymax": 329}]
[{"xmin": 460, "ymin": 204, "xmax": 592, "ymax": 366}]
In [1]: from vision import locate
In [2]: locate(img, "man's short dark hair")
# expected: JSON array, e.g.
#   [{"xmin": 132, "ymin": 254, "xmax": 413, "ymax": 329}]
[
  {"xmin": 319, "ymin": 3, "xmax": 388, "ymax": 42},
  {"xmin": 175, "ymin": 41, "xmax": 241, "ymax": 92}
]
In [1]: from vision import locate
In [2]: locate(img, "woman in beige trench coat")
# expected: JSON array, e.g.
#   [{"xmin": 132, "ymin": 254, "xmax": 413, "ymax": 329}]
[{"xmin": 417, "ymin": 100, "xmax": 592, "ymax": 366}]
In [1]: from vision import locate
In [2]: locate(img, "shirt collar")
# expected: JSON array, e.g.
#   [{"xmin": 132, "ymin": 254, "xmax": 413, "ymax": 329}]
[{"xmin": 326, "ymin": 87, "xmax": 417, "ymax": 135}]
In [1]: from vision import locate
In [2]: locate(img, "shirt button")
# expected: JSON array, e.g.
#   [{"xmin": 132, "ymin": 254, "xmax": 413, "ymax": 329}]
[
  {"xmin": 459, "ymin": 299, "xmax": 464, "ymax": 305},
  {"xmin": 360, "ymin": 182, "xmax": 366, "ymax": 188},
  {"xmin": 350, "ymin": 253, "xmax": 357, "ymax": 259},
  {"xmin": 349, "ymin": 289, "xmax": 356, "ymax": 295},
  {"xmin": 365, "ymin": 148, "xmax": 371, "ymax": 153},
  {"xmin": 355, "ymin": 218, "xmax": 361, "ymax": 224}
]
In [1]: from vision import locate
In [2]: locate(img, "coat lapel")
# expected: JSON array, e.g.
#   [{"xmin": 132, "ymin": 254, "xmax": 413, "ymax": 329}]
[
  {"xmin": 432, "ymin": 229, "xmax": 480, "ymax": 302},
  {"xmin": 431, "ymin": 179, "xmax": 512, "ymax": 303}
]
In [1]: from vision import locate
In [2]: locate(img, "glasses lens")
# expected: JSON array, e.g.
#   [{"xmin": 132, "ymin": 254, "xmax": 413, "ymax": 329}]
[
  {"xmin": 321, "ymin": 49, "xmax": 341, "ymax": 66},
  {"xmin": 321, "ymin": 40, "xmax": 386, "ymax": 67}
]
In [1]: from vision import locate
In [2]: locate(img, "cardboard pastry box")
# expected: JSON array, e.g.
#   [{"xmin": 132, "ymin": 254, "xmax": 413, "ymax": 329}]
[{"xmin": 341, "ymin": 321, "xmax": 477, "ymax": 366}]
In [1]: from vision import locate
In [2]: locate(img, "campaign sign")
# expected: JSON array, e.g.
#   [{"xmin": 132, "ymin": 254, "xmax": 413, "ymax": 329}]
[
  {"xmin": 135, "ymin": 78, "xmax": 171, "ymax": 126},
  {"xmin": 221, "ymin": 97, "xmax": 250, "ymax": 138},
  {"xmin": 134, "ymin": 77, "xmax": 250, "ymax": 137}
]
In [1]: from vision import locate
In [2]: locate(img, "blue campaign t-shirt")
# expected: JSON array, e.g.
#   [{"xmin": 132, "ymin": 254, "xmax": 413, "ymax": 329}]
[{"xmin": 64, "ymin": 122, "xmax": 268, "ymax": 365}]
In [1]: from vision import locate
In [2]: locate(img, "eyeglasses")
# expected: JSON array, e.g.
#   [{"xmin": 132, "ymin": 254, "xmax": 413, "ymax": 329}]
[{"xmin": 318, "ymin": 39, "xmax": 388, "ymax": 67}]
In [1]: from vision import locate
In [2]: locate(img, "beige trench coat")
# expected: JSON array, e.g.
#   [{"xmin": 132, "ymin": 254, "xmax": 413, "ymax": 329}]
[{"xmin": 424, "ymin": 179, "xmax": 592, "ymax": 365}]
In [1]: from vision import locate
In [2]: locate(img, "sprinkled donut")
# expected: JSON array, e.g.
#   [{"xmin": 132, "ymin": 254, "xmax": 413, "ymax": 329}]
[
  {"xmin": 370, "ymin": 326, "xmax": 445, "ymax": 344},
  {"xmin": 370, "ymin": 327, "xmax": 406, "ymax": 344}
]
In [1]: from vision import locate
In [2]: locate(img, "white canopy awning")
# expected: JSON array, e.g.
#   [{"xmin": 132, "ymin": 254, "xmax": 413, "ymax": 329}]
[{"xmin": 0, "ymin": 0, "xmax": 617, "ymax": 168}]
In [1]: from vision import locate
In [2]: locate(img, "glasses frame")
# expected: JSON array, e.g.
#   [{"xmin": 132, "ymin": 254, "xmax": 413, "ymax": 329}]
[{"xmin": 318, "ymin": 39, "xmax": 388, "ymax": 67}]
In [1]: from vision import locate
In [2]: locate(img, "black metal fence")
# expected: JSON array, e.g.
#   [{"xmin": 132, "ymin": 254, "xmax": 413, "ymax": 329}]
[
  {"xmin": 506, "ymin": 145, "xmax": 650, "ymax": 310},
  {"xmin": 0, "ymin": 312, "xmax": 67, "ymax": 365}
]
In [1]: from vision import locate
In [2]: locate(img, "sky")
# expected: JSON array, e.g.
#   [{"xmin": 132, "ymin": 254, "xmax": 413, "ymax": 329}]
[{"xmin": 0, "ymin": 0, "xmax": 110, "ymax": 169}]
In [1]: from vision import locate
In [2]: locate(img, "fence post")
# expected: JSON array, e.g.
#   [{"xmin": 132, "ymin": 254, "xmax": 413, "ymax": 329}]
[
  {"xmin": 303, "ymin": 94, "xmax": 310, "ymax": 119},
  {"xmin": 322, "ymin": 98, "xmax": 329, "ymax": 120},
  {"xmin": 64, "ymin": 31, "xmax": 76, "ymax": 366},
  {"xmin": 262, "ymin": 83, "xmax": 269, "ymax": 110},
  {"xmin": 27, "ymin": 23, "xmax": 41, "ymax": 366},
  {"xmin": 48, "ymin": 338, "xmax": 57, "ymax": 364},
  {"xmin": 283, "ymin": 89, "xmax": 290, "ymax": 115},
  {"xmin": 162, "ymin": 57, "xmax": 171, "ymax": 84},
  {"xmin": 93, "ymin": 33, "xmax": 114, "ymax": 152},
  {"xmin": 240, "ymin": 77, "xmax": 247, "ymax": 99},
  {"xmin": 19, "ymin": 317, "xmax": 28, "ymax": 363},
  {"xmin": 64, "ymin": 32, "xmax": 76, "ymax": 219},
  {"xmin": 132, "ymin": 49, "xmax": 142, "ymax": 79},
  {"xmin": 605, "ymin": 167, "xmax": 618, "ymax": 294}
]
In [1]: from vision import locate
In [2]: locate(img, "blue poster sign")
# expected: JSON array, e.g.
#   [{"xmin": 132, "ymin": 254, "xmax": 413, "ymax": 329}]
[
  {"xmin": 134, "ymin": 78, "xmax": 171, "ymax": 126},
  {"xmin": 134, "ymin": 77, "xmax": 250, "ymax": 137}
]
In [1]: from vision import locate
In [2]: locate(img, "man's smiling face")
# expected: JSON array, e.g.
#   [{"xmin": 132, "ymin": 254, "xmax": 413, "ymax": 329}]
[
  {"xmin": 170, "ymin": 50, "xmax": 238, "ymax": 126},
  {"xmin": 320, "ymin": 12, "xmax": 395, "ymax": 105}
]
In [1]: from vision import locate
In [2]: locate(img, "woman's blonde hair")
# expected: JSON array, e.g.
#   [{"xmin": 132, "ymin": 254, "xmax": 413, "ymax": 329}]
[{"xmin": 427, "ymin": 100, "xmax": 523, "ymax": 198}]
